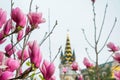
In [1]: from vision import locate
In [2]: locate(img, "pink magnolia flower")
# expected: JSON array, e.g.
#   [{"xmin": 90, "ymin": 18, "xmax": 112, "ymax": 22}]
[
  {"xmin": 113, "ymin": 53, "xmax": 120, "ymax": 63},
  {"xmin": 25, "ymin": 26, "xmax": 31, "ymax": 35},
  {"xmin": 17, "ymin": 30, "xmax": 23, "ymax": 41},
  {"xmin": 3, "ymin": 19, "xmax": 12, "ymax": 35},
  {"xmin": 0, "ymin": 51, "xmax": 4, "ymax": 65},
  {"xmin": 83, "ymin": 57, "xmax": 93, "ymax": 68},
  {"xmin": 0, "ymin": 8, "xmax": 7, "ymax": 28},
  {"xmin": 71, "ymin": 62, "xmax": 79, "ymax": 71},
  {"xmin": 78, "ymin": 75, "xmax": 83, "ymax": 80},
  {"xmin": 62, "ymin": 67, "xmax": 67, "ymax": 73},
  {"xmin": 0, "ymin": 31, "xmax": 6, "ymax": 44},
  {"xmin": 11, "ymin": 7, "xmax": 26, "ymax": 27},
  {"xmin": 28, "ymin": 41, "xmax": 42, "ymax": 68},
  {"xmin": 50, "ymin": 76, "xmax": 56, "ymax": 80},
  {"xmin": 17, "ymin": 49, "xmax": 29, "ymax": 61},
  {"xmin": 5, "ymin": 44, "xmax": 16, "ymax": 57},
  {"xmin": 27, "ymin": 12, "xmax": 45, "ymax": 28},
  {"xmin": 0, "ymin": 71, "xmax": 13, "ymax": 80},
  {"xmin": 114, "ymin": 71, "xmax": 120, "ymax": 80},
  {"xmin": 107, "ymin": 42, "xmax": 119, "ymax": 52},
  {"xmin": 6, "ymin": 58, "xmax": 20, "ymax": 72},
  {"xmin": 91, "ymin": 0, "xmax": 95, "ymax": 3},
  {"xmin": 40, "ymin": 60, "xmax": 55, "ymax": 80}
]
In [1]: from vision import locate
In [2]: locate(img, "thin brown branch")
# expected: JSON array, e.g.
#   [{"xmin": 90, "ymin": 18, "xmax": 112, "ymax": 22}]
[
  {"xmin": 101, "ymin": 52, "xmax": 114, "ymax": 69},
  {"xmin": 92, "ymin": 3, "xmax": 97, "ymax": 44},
  {"xmin": 52, "ymin": 46, "xmax": 62, "ymax": 63},
  {"xmin": 82, "ymin": 29, "xmax": 94, "ymax": 48},
  {"xmin": 39, "ymin": 20, "xmax": 58, "ymax": 46},
  {"xmin": 85, "ymin": 48, "xmax": 95, "ymax": 63},
  {"xmin": 36, "ymin": 5, "xmax": 39, "ymax": 12},
  {"xmin": 98, "ymin": 18, "xmax": 117, "ymax": 53},
  {"xmin": 97, "ymin": 4, "xmax": 108, "ymax": 43},
  {"xmin": 48, "ymin": 9, "xmax": 52, "ymax": 62},
  {"xmin": 10, "ymin": 0, "xmax": 16, "ymax": 60},
  {"xmin": 29, "ymin": 0, "xmax": 33, "ymax": 13}
]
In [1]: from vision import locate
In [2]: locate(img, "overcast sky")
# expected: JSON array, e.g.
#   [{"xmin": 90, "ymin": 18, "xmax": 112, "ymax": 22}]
[{"xmin": 0, "ymin": 0, "xmax": 120, "ymax": 79}]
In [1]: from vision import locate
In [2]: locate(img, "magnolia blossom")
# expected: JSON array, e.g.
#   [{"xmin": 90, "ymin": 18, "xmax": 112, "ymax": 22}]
[
  {"xmin": 5, "ymin": 44, "xmax": 16, "ymax": 57},
  {"xmin": 40, "ymin": 60, "xmax": 55, "ymax": 80},
  {"xmin": 6, "ymin": 58, "xmax": 20, "ymax": 72},
  {"xmin": 0, "ymin": 51, "xmax": 4, "ymax": 65},
  {"xmin": 0, "ymin": 71, "xmax": 13, "ymax": 80},
  {"xmin": 50, "ymin": 76, "xmax": 56, "ymax": 80},
  {"xmin": 0, "ymin": 31, "xmax": 6, "ymax": 44},
  {"xmin": 25, "ymin": 26, "xmax": 31, "ymax": 35},
  {"xmin": 71, "ymin": 62, "xmax": 79, "ymax": 71},
  {"xmin": 11, "ymin": 7, "xmax": 26, "ymax": 27},
  {"xmin": 107, "ymin": 42, "xmax": 119, "ymax": 52},
  {"xmin": 83, "ymin": 57, "xmax": 93, "ymax": 68},
  {"xmin": 113, "ymin": 53, "xmax": 120, "ymax": 63},
  {"xmin": 17, "ymin": 49, "xmax": 29, "ymax": 61},
  {"xmin": 28, "ymin": 41, "xmax": 42, "ymax": 68},
  {"xmin": 17, "ymin": 30, "xmax": 23, "ymax": 41},
  {"xmin": 3, "ymin": 19, "xmax": 12, "ymax": 35},
  {"xmin": 114, "ymin": 71, "xmax": 120, "ymax": 80},
  {"xmin": 91, "ymin": 0, "xmax": 95, "ymax": 3},
  {"xmin": 27, "ymin": 12, "xmax": 45, "ymax": 28},
  {"xmin": 0, "ymin": 8, "xmax": 7, "ymax": 28},
  {"xmin": 62, "ymin": 67, "xmax": 67, "ymax": 73},
  {"xmin": 78, "ymin": 75, "xmax": 83, "ymax": 80}
]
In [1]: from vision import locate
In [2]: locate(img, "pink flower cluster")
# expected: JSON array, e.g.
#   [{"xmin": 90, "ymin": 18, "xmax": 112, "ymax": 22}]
[
  {"xmin": 107, "ymin": 42, "xmax": 120, "ymax": 79},
  {"xmin": 61, "ymin": 62, "xmax": 83, "ymax": 80},
  {"xmin": 0, "ymin": 7, "xmax": 45, "ymax": 44},
  {"xmin": 107, "ymin": 42, "xmax": 120, "ymax": 63},
  {"xmin": 83, "ymin": 57, "xmax": 93, "ymax": 68},
  {"xmin": 0, "ymin": 7, "xmax": 56, "ymax": 80},
  {"xmin": 40, "ymin": 60, "xmax": 55, "ymax": 80}
]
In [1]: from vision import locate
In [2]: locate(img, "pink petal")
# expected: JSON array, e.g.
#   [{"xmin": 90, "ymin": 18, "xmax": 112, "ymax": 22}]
[{"xmin": 0, "ymin": 8, "xmax": 7, "ymax": 28}]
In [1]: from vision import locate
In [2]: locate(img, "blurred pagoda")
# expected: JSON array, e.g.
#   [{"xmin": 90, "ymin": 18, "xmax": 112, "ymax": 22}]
[{"xmin": 59, "ymin": 33, "xmax": 78, "ymax": 80}]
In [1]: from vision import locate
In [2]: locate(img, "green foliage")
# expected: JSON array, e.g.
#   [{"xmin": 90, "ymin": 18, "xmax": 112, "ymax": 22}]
[
  {"xmin": 39, "ymin": 74, "xmax": 45, "ymax": 80},
  {"xmin": 30, "ymin": 73, "xmax": 35, "ymax": 80},
  {"xmin": 82, "ymin": 64, "xmax": 115, "ymax": 80},
  {"xmin": 26, "ymin": 61, "xmax": 31, "ymax": 66}
]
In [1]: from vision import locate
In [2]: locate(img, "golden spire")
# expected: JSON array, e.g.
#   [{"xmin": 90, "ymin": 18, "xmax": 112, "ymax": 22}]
[
  {"xmin": 64, "ymin": 33, "xmax": 74, "ymax": 64},
  {"xmin": 60, "ymin": 31, "xmax": 76, "ymax": 64}
]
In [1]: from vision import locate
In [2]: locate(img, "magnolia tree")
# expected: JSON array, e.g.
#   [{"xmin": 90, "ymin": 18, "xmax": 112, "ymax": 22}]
[
  {"xmin": 62, "ymin": 0, "xmax": 119, "ymax": 80},
  {"xmin": 0, "ymin": 0, "xmax": 58, "ymax": 80}
]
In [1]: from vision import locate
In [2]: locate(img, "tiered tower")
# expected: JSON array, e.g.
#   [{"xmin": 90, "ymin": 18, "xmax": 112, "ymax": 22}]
[{"xmin": 59, "ymin": 33, "xmax": 78, "ymax": 80}]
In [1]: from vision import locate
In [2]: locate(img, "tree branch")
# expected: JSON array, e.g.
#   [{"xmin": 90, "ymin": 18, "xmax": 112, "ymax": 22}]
[
  {"xmin": 82, "ymin": 29, "xmax": 94, "ymax": 48},
  {"xmin": 39, "ymin": 20, "xmax": 58, "ymax": 46},
  {"xmin": 85, "ymin": 48, "xmax": 95, "ymax": 63},
  {"xmin": 97, "ymin": 4, "xmax": 108, "ymax": 43},
  {"xmin": 98, "ymin": 18, "xmax": 117, "ymax": 53}
]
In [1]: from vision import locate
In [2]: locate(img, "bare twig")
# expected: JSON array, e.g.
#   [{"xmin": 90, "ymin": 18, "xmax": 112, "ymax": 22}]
[
  {"xmin": 29, "ymin": 0, "xmax": 33, "ymax": 13},
  {"xmin": 39, "ymin": 20, "xmax": 58, "ymax": 46},
  {"xmin": 98, "ymin": 18, "xmax": 117, "ymax": 53},
  {"xmin": 48, "ymin": 8, "xmax": 52, "ymax": 62},
  {"xmin": 10, "ymin": 0, "xmax": 16, "ymax": 60},
  {"xmin": 97, "ymin": 4, "xmax": 108, "ymax": 43},
  {"xmin": 82, "ymin": 29, "xmax": 94, "ymax": 48},
  {"xmin": 101, "ymin": 52, "xmax": 114, "ymax": 68},
  {"xmin": 85, "ymin": 48, "xmax": 95, "ymax": 63},
  {"xmin": 36, "ymin": 5, "xmax": 39, "ymax": 12},
  {"xmin": 52, "ymin": 46, "xmax": 62, "ymax": 62},
  {"xmin": 92, "ymin": 3, "xmax": 100, "ymax": 80},
  {"xmin": 92, "ymin": 3, "xmax": 97, "ymax": 44}
]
